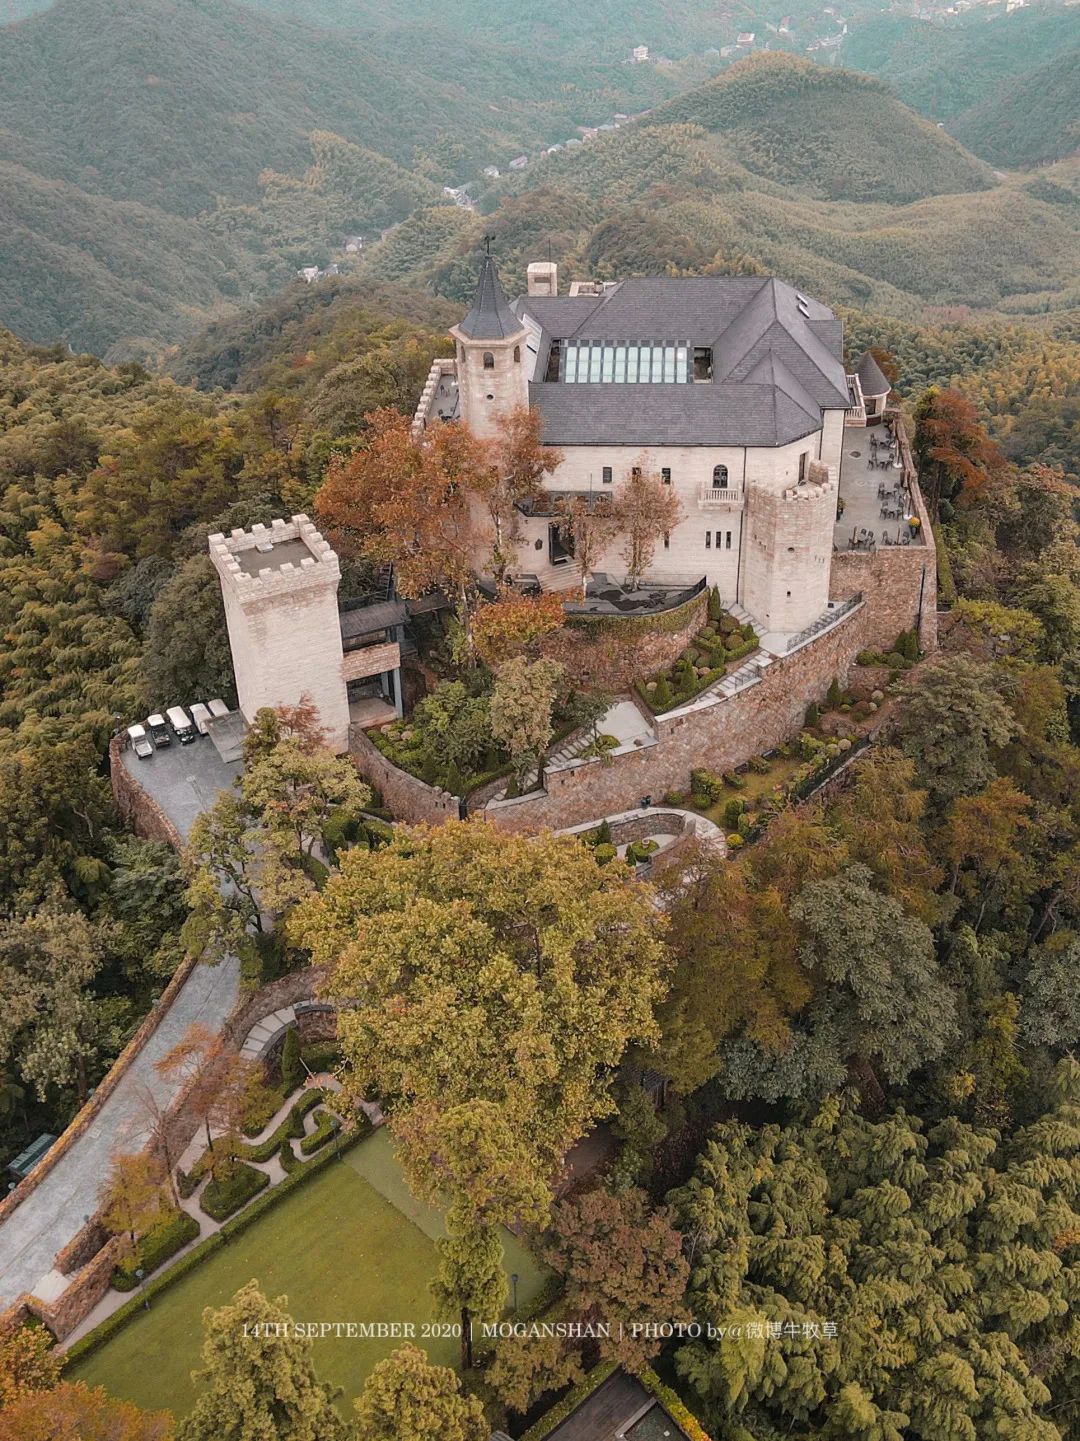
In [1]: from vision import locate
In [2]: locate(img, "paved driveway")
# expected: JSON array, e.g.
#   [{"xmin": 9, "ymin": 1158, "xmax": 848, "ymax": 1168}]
[{"xmin": 0, "ymin": 740, "xmax": 241, "ymax": 1308}]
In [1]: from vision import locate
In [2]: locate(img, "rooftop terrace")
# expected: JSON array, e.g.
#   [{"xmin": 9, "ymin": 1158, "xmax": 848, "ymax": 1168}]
[{"xmin": 835, "ymin": 424, "xmax": 925, "ymax": 554}]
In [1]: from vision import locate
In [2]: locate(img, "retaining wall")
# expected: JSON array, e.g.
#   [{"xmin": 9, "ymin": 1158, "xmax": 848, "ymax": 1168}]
[
  {"xmin": 109, "ymin": 735, "xmax": 183, "ymax": 848},
  {"xmin": 484, "ymin": 604, "xmax": 867, "ymax": 833},
  {"xmin": 349, "ymin": 725, "xmax": 459, "ymax": 823}
]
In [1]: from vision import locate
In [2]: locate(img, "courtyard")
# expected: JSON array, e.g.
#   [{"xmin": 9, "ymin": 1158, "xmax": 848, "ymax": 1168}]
[{"xmin": 69, "ymin": 1127, "xmax": 549, "ymax": 1419}]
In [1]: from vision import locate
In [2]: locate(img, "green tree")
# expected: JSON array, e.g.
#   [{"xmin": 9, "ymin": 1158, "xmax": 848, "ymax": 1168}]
[
  {"xmin": 0, "ymin": 908, "xmax": 112, "ymax": 1105},
  {"xmin": 352, "ymin": 1343, "xmax": 486, "ymax": 1441},
  {"xmin": 177, "ymin": 1281, "xmax": 345, "ymax": 1441},
  {"xmin": 143, "ymin": 553, "xmax": 235, "ymax": 707},
  {"xmin": 895, "ymin": 655, "xmax": 1015, "ymax": 806},
  {"xmin": 1020, "ymin": 935, "xmax": 1080, "ymax": 1049},
  {"xmin": 489, "ymin": 657, "xmax": 564, "ymax": 786},
  {"xmin": 294, "ymin": 821, "xmax": 668, "ymax": 1200}
]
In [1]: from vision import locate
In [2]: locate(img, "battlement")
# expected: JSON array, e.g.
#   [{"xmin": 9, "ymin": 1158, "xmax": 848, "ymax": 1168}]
[
  {"xmin": 208, "ymin": 514, "xmax": 350, "ymax": 753},
  {"xmin": 208, "ymin": 515, "xmax": 340, "ymax": 602}
]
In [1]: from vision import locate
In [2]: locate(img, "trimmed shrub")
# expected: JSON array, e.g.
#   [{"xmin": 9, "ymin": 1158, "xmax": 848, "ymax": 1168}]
[
  {"xmin": 625, "ymin": 839, "xmax": 659, "ymax": 866},
  {"xmin": 748, "ymin": 755, "xmax": 770, "ymax": 774},
  {"xmin": 886, "ymin": 651, "xmax": 907, "ymax": 669},
  {"xmin": 691, "ymin": 768, "xmax": 725, "ymax": 803},
  {"xmin": 663, "ymin": 791, "xmax": 686, "ymax": 806},
  {"xmin": 690, "ymin": 793, "xmax": 709, "ymax": 809},
  {"xmin": 111, "ymin": 1210, "xmax": 200, "ymax": 1290},
  {"xmin": 896, "ymin": 628, "xmax": 919, "ymax": 663},
  {"xmin": 280, "ymin": 1028, "xmax": 302, "ymax": 1093},
  {"xmin": 707, "ymin": 587, "xmax": 723, "ymax": 622},
  {"xmin": 300, "ymin": 1110, "xmax": 340, "ymax": 1156},
  {"xmin": 652, "ymin": 676, "xmax": 674, "ymax": 709},
  {"xmin": 722, "ymin": 797, "xmax": 745, "ymax": 829},
  {"xmin": 594, "ymin": 843, "xmax": 617, "ymax": 866},
  {"xmin": 200, "ymin": 1161, "xmax": 269, "ymax": 1222},
  {"xmin": 804, "ymin": 701, "xmax": 820, "ymax": 727},
  {"xmin": 826, "ymin": 677, "xmax": 842, "ymax": 708},
  {"xmin": 736, "ymin": 810, "xmax": 751, "ymax": 836},
  {"xmin": 727, "ymin": 833, "xmax": 745, "ymax": 848},
  {"xmin": 279, "ymin": 1139, "xmax": 300, "ymax": 1174},
  {"xmin": 722, "ymin": 771, "xmax": 746, "ymax": 790}
]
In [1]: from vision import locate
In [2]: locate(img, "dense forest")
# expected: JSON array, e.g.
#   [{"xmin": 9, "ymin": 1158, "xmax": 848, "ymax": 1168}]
[
  {"xmin": 2, "ymin": 0, "xmax": 1077, "ymax": 360},
  {"xmin": 843, "ymin": 3, "xmax": 1080, "ymax": 169}
]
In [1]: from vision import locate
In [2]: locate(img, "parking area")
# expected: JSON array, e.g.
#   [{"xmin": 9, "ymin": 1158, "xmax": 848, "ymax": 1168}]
[{"xmin": 118, "ymin": 734, "xmax": 241, "ymax": 840}]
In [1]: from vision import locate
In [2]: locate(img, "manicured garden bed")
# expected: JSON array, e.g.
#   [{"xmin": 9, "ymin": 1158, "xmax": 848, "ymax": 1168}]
[
  {"xmin": 636, "ymin": 598, "xmax": 759, "ymax": 715},
  {"xmin": 200, "ymin": 1159, "xmax": 269, "ymax": 1221}
]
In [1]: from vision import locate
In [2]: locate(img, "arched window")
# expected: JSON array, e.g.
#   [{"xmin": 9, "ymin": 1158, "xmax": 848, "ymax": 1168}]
[
  {"xmin": 712, "ymin": 464, "xmax": 729, "ymax": 489},
  {"xmin": 483, "ymin": 351, "xmax": 495, "ymax": 369},
  {"xmin": 513, "ymin": 345, "xmax": 521, "ymax": 363}
]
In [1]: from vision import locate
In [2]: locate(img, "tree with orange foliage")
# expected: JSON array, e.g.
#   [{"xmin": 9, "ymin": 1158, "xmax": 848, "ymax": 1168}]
[
  {"xmin": 913, "ymin": 386, "xmax": 1007, "ymax": 516},
  {"xmin": 0, "ymin": 1321, "xmax": 61, "ymax": 1408},
  {"xmin": 472, "ymin": 586, "xmax": 566, "ymax": 666},
  {"xmin": 555, "ymin": 493, "xmax": 618, "ymax": 588},
  {"xmin": 613, "ymin": 465, "xmax": 683, "ymax": 588},
  {"xmin": 472, "ymin": 406, "xmax": 561, "ymax": 579},
  {"xmin": 316, "ymin": 407, "xmax": 480, "ymax": 607},
  {"xmin": 0, "ymin": 1381, "xmax": 172, "ymax": 1440},
  {"xmin": 315, "ymin": 406, "xmax": 559, "ymax": 603}
]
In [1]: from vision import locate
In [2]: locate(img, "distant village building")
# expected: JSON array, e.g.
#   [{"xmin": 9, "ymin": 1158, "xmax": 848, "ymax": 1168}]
[
  {"xmin": 343, "ymin": 236, "xmax": 364, "ymax": 254},
  {"xmin": 737, "ymin": 31, "xmax": 756, "ymax": 45},
  {"xmin": 630, "ymin": 43, "xmax": 650, "ymax": 62},
  {"xmin": 482, "ymin": 165, "xmax": 501, "ymax": 178},
  {"xmin": 509, "ymin": 155, "xmax": 529, "ymax": 170}
]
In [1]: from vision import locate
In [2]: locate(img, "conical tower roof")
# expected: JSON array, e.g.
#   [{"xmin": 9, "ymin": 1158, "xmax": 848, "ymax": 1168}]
[
  {"xmin": 457, "ymin": 255, "xmax": 522, "ymax": 340},
  {"xmin": 856, "ymin": 349, "xmax": 891, "ymax": 398}
]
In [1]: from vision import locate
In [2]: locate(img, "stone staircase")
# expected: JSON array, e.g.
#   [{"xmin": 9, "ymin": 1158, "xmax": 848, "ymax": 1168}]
[{"xmin": 534, "ymin": 561, "xmax": 584, "ymax": 594}]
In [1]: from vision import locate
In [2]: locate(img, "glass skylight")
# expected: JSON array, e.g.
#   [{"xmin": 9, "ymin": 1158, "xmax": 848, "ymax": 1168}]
[{"xmin": 561, "ymin": 342, "xmax": 689, "ymax": 383}]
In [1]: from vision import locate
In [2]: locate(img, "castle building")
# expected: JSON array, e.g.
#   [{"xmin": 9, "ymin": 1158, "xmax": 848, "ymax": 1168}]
[{"xmin": 421, "ymin": 258, "xmax": 886, "ymax": 637}]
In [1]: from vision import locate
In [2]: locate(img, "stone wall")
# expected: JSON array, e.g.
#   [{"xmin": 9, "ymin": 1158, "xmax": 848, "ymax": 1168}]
[
  {"xmin": 349, "ymin": 725, "xmax": 460, "ymax": 824},
  {"xmin": 830, "ymin": 413, "xmax": 937, "ymax": 655},
  {"xmin": 484, "ymin": 605, "xmax": 867, "ymax": 834},
  {"xmin": 109, "ymin": 735, "xmax": 183, "ymax": 848}
]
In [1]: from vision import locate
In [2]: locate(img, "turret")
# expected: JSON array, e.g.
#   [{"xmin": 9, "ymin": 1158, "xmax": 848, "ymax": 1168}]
[{"xmin": 450, "ymin": 255, "xmax": 528, "ymax": 438}]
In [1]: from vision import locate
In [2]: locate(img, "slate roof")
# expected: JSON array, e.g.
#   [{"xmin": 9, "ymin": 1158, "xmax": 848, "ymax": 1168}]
[
  {"xmin": 456, "ymin": 256, "xmax": 523, "ymax": 341},
  {"xmin": 511, "ymin": 275, "xmax": 851, "ymax": 447},
  {"xmin": 856, "ymin": 348, "xmax": 891, "ymax": 397}
]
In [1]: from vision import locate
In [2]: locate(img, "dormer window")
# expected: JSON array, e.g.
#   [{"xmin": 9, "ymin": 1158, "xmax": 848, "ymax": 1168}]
[{"xmin": 483, "ymin": 351, "xmax": 495, "ymax": 369}]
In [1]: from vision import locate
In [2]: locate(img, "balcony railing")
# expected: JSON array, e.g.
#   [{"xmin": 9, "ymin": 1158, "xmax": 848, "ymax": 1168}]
[
  {"xmin": 698, "ymin": 483, "xmax": 744, "ymax": 506},
  {"xmin": 844, "ymin": 373, "xmax": 866, "ymax": 426}
]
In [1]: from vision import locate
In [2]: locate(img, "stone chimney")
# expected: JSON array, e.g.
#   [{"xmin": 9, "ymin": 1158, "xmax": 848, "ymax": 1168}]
[{"xmin": 527, "ymin": 260, "xmax": 558, "ymax": 297}]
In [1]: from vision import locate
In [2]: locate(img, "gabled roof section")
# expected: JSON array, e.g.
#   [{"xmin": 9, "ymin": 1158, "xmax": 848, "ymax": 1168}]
[
  {"xmin": 457, "ymin": 256, "xmax": 523, "ymax": 341},
  {"xmin": 857, "ymin": 349, "xmax": 891, "ymax": 397}
]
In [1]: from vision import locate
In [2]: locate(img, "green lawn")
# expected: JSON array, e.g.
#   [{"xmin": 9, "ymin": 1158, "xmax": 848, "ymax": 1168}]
[{"xmin": 69, "ymin": 1128, "xmax": 549, "ymax": 1420}]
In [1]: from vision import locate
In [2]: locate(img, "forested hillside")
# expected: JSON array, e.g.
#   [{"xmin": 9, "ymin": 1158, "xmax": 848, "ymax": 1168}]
[
  {"xmin": 843, "ymin": 4, "xmax": 1080, "ymax": 169},
  {"xmin": 354, "ymin": 56, "xmax": 1080, "ymax": 327},
  {"xmin": 0, "ymin": 0, "xmax": 679, "ymax": 357}
]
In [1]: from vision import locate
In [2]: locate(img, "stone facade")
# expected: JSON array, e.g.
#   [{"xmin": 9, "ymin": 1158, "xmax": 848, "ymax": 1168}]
[
  {"xmin": 209, "ymin": 515, "xmax": 351, "ymax": 754},
  {"xmin": 742, "ymin": 460, "xmax": 836, "ymax": 633}
]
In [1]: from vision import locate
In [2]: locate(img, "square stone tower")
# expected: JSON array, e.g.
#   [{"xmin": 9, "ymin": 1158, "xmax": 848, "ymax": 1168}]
[
  {"xmin": 742, "ymin": 461, "xmax": 837, "ymax": 635},
  {"xmin": 208, "ymin": 515, "xmax": 351, "ymax": 753}
]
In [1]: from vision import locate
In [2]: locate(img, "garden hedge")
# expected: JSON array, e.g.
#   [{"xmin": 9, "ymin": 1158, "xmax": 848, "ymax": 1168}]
[
  {"xmin": 200, "ymin": 1161, "xmax": 269, "ymax": 1221},
  {"xmin": 64, "ymin": 1119, "xmax": 374, "ymax": 1370},
  {"xmin": 298, "ymin": 1109, "xmax": 340, "ymax": 1156},
  {"xmin": 519, "ymin": 1362, "xmax": 620, "ymax": 1441},
  {"xmin": 111, "ymin": 1210, "xmax": 201, "ymax": 1291},
  {"xmin": 639, "ymin": 1367, "xmax": 714, "ymax": 1441}
]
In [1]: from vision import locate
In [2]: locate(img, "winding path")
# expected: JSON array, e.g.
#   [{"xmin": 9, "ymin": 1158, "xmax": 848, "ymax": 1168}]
[{"xmin": 0, "ymin": 743, "xmax": 241, "ymax": 1309}]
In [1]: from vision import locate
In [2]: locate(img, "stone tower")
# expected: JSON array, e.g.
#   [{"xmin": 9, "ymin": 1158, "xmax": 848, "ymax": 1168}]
[
  {"xmin": 742, "ymin": 461, "xmax": 837, "ymax": 635},
  {"xmin": 450, "ymin": 255, "xmax": 528, "ymax": 438},
  {"xmin": 209, "ymin": 515, "xmax": 351, "ymax": 754}
]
